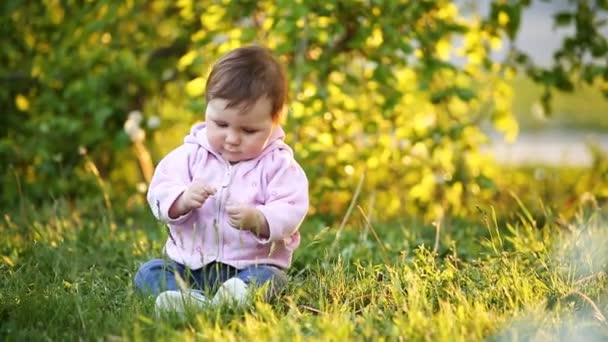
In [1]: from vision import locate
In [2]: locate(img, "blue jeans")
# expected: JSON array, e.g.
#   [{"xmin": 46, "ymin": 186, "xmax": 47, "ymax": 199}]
[{"xmin": 134, "ymin": 258, "xmax": 288, "ymax": 299}]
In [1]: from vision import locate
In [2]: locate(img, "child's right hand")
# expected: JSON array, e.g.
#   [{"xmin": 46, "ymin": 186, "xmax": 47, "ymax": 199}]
[{"xmin": 169, "ymin": 181, "xmax": 217, "ymax": 218}]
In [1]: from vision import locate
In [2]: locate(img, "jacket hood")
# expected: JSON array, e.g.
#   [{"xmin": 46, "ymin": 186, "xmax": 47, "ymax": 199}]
[{"xmin": 183, "ymin": 122, "xmax": 291, "ymax": 160}]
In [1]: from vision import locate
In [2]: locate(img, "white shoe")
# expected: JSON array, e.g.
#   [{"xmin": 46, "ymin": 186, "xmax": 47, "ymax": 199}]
[
  {"xmin": 154, "ymin": 290, "xmax": 208, "ymax": 317},
  {"xmin": 212, "ymin": 278, "xmax": 249, "ymax": 305}
]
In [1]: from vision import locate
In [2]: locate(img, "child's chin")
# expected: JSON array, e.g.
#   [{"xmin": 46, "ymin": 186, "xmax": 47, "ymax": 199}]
[{"xmin": 225, "ymin": 156, "xmax": 245, "ymax": 163}]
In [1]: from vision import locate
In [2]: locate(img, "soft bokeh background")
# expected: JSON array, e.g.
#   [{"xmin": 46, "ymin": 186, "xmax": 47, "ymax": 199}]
[
  {"xmin": 2, "ymin": 1, "xmax": 608, "ymax": 340},
  {"xmin": 2, "ymin": 0, "xmax": 607, "ymax": 224}
]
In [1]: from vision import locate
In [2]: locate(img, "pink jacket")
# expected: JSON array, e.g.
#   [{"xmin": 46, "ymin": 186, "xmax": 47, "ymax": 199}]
[{"xmin": 147, "ymin": 122, "xmax": 309, "ymax": 270}]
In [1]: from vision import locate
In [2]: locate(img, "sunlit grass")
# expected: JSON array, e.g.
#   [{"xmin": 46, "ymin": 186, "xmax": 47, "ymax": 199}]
[{"xmin": 1, "ymin": 195, "xmax": 607, "ymax": 340}]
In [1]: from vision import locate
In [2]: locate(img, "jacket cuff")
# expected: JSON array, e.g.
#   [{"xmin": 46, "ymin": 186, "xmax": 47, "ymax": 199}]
[
  {"xmin": 253, "ymin": 206, "xmax": 280, "ymax": 244},
  {"xmin": 158, "ymin": 187, "xmax": 192, "ymax": 224}
]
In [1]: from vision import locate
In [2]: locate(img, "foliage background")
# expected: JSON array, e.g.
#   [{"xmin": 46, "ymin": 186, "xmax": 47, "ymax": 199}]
[{"xmin": 2, "ymin": 0, "xmax": 608, "ymax": 221}]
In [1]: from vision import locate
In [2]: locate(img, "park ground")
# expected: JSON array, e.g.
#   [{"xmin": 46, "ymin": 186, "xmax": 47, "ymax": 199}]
[{"xmin": 1, "ymin": 165, "xmax": 608, "ymax": 340}]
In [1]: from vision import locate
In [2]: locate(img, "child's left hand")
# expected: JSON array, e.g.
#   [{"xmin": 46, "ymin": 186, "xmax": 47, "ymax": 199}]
[{"xmin": 226, "ymin": 204, "xmax": 269, "ymax": 237}]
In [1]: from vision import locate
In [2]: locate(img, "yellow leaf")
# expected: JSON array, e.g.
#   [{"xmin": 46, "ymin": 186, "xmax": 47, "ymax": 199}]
[
  {"xmin": 263, "ymin": 18, "xmax": 274, "ymax": 31},
  {"xmin": 1, "ymin": 255, "xmax": 14, "ymax": 267},
  {"xmin": 317, "ymin": 16, "xmax": 331, "ymax": 28},
  {"xmin": 185, "ymin": 77, "xmax": 206, "ymax": 97},
  {"xmin": 337, "ymin": 143, "xmax": 354, "ymax": 161},
  {"xmin": 366, "ymin": 28, "xmax": 383, "ymax": 48},
  {"xmin": 490, "ymin": 36, "xmax": 502, "ymax": 50},
  {"xmin": 49, "ymin": 4, "xmax": 65, "ymax": 24},
  {"xmin": 191, "ymin": 29, "xmax": 206, "ymax": 42},
  {"xmin": 318, "ymin": 133, "xmax": 333, "ymax": 146},
  {"xmin": 15, "ymin": 94, "xmax": 29, "ymax": 111},
  {"xmin": 409, "ymin": 173, "xmax": 435, "ymax": 202},
  {"xmin": 318, "ymin": 31, "xmax": 329, "ymax": 44},
  {"xmin": 329, "ymin": 71, "xmax": 345, "ymax": 84},
  {"xmin": 435, "ymin": 39, "xmax": 451, "ymax": 61},
  {"xmin": 498, "ymin": 11, "xmax": 509, "ymax": 26},
  {"xmin": 413, "ymin": 112, "xmax": 436, "ymax": 133},
  {"xmin": 228, "ymin": 28, "xmax": 241, "ymax": 39},
  {"xmin": 446, "ymin": 182, "xmax": 464, "ymax": 208},
  {"xmin": 199, "ymin": 4, "xmax": 224, "ymax": 28},
  {"xmin": 494, "ymin": 110, "xmax": 519, "ymax": 143},
  {"xmin": 467, "ymin": 48, "xmax": 484, "ymax": 65},
  {"xmin": 177, "ymin": 50, "xmax": 197, "ymax": 71},
  {"xmin": 437, "ymin": 3, "xmax": 458, "ymax": 19},
  {"xmin": 367, "ymin": 156, "xmax": 379, "ymax": 169},
  {"xmin": 291, "ymin": 101, "xmax": 305, "ymax": 118},
  {"xmin": 138, "ymin": 315, "xmax": 154, "ymax": 325}
]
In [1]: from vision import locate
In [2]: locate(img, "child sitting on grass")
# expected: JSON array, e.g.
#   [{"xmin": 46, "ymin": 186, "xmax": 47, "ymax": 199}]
[{"xmin": 134, "ymin": 45, "xmax": 309, "ymax": 316}]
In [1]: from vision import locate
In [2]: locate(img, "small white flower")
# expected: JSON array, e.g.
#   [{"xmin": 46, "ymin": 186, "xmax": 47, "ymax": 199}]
[
  {"xmin": 213, "ymin": 34, "xmax": 228, "ymax": 44},
  {"xmin": 123, "ymin": 119, "xmax": 139, "ymax": 137},
  {"xmin": 162, "ymin": 68, "xmax": 175, "ymax": 81},
  {"xmin": 128, "ymin": 110, "xmax": 143, "ymax": 125},
  {"xmin": 434, "ymin": 173, "xmax": 446, "ymax": 184},
  {"xmin": 124, "ymin": 110, "xmax": 144, "ymax": 139},
  {"xmin": 78, "ymin": 146, "xmax": 87, "ymax": 155},
  {"xmin": 239, "ymin": 17, "xmax": 254, "ymax": 27},
  {"xmin": 531, "ymin": 102, "xmax": 546, "ymax": 120},
  {"xmin": 147, "ymin": 115, "xmax": 161, "ymax": 129},
  {"xmin": 364, "ymin": 61, "xmax": 378, "ymax": 71},
  {"xmin": 136, "ymin": 182, "xmax": 148, "ymax": 193}
]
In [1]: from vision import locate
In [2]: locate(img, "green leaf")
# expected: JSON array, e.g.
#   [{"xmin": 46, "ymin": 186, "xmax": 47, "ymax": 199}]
[
  {"xmin": 554, "ymin": 12, "xmax": 573, "ymax": 26},
  {"xmin": 430, "ymin": 89, "xmax": 450, "ymax": 104},
  {"xmin": 455, "ymin": 88, "xmax": 476, "ymax": 102},
  {"xmin": 541, "ymin": 89, "xmax": 553, "ymax": 116},
  {"xmin": 476, "ymin": 174, "xmax": 496, "ymax": 191},
  {"xmin": 94, "ymin": 107, "xmax": 113, "ymax": 128}
]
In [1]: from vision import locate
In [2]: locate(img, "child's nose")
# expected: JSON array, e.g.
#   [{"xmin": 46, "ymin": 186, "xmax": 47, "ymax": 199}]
[{"xmin": 225, "ymin": 130, "xmax": 240, "ymax": 144}]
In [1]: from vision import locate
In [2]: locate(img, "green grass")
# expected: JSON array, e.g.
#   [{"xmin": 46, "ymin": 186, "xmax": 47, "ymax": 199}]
[{"xmin": 1, "ymin": 197, "xmax": 608, "ymax": 341}]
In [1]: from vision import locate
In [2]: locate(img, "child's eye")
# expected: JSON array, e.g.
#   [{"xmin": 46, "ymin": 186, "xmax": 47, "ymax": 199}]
[
  {"xmin": 243, "ymin": 129, "xmax": 257, "ymax": 134},
  {"xmin": 215, "ymin": 121, "xmax": 228, "ymax": 127}
]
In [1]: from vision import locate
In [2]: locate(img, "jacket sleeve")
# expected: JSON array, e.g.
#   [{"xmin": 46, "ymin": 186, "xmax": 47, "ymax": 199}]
[
  {"xmin": 147, "ymin": 144, "xmax": 196, "ymax": 225},
  {"xmin": 255, "ymin": 149, "xmax": 309, "ymax": 243}
]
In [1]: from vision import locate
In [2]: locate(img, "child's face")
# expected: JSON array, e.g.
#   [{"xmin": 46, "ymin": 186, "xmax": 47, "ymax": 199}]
[{"xmin": 205, "ymin": 97, "xmax": 275, "ymax": 163}]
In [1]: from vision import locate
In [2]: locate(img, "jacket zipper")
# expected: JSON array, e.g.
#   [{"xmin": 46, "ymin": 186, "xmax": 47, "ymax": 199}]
[{"xmin": 215, "ymin": 162, "xmax": 237, "ymax": 260}]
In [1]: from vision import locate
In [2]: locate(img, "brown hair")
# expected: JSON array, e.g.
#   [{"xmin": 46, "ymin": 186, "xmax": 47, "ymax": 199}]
[{"xmin": 205, "ymin": 45, "xmax": 288, "ymax": 123}]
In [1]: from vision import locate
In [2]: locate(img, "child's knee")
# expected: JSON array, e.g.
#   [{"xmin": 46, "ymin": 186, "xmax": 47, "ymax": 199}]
[
  {"xmin": 134, "ymin": 259, "xmax": 167, "ymax": 295},
  {"xmin": 238, "ymin": 265, "xmax": 288, "ymax": 300}
]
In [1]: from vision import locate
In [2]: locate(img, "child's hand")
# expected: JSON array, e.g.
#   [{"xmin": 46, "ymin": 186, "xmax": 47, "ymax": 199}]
[
  {"xmin": 226, "ymin": 204, "xmax": 269, "ymax": 237},
  {"xmin": 169, "ymin": 181, "xmax": 216, "ymax": 218}
]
